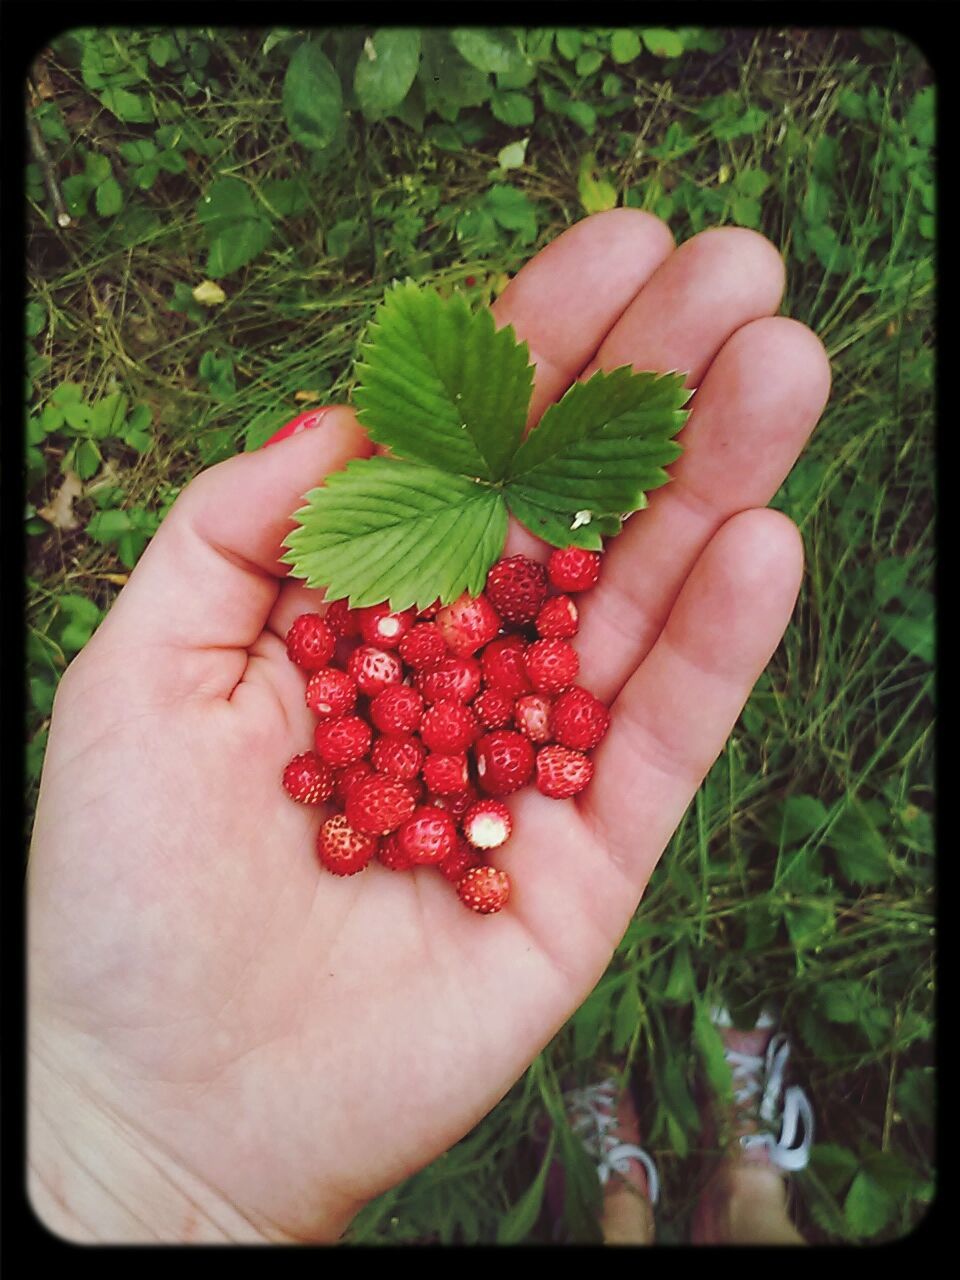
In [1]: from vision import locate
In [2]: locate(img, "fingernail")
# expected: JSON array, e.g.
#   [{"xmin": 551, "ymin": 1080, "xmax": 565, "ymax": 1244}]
[{"xmin": 262, "ymin": 407, "xmax": 332, "ymax": 449}]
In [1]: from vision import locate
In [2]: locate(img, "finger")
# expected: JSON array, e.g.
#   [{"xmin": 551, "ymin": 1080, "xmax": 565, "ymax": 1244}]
[{"xmin": 579, "ymin": 315, "xmax": 831, "ymax": 701}]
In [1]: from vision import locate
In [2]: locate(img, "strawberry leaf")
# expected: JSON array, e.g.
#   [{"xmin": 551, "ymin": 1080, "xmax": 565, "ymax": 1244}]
[
  {"xmin": 281, "ymin": 458, "xmax": 508, "ymax": 610},
  {"xmin": 352, "ymin": 281, "xmax": 534, "ymax": 482}
]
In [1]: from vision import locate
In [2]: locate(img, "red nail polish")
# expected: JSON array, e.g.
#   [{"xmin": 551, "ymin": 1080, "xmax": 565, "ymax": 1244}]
[{"xmin": 262, "ymin": 407, "xmax": 331, "ymax": 448}]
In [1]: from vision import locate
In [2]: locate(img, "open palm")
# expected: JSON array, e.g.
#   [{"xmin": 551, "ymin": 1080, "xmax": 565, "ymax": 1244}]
[{"xmin": 28, "ymin": 213, "xmax": 830, "ymax": 1243}]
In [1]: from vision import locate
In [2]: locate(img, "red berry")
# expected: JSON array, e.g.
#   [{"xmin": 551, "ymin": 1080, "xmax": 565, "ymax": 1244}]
[
  {"xmin": 345, "ymin": 773, "xmax": 417, "ymax": 835},
  {"xmin": 514, "ymin": 693, "xmax": 553, "ymax": 744},
  {"xmin": 333, "ymin": 761, "xmax": 373, "ymax": 807},
  {"xmin": 370, "ymin": 684, "xmax": 425, "ymax": 735},
  {"xmin": 463, "ymin": 799, "xmax": 513, "ymax": 850},
  {"xmin": 420, "ymin": 698, "xmax": 480, "ymax": 753},
  {"xmin": 422, "ymin": 752, "xmax": 470, "ymax": 796},
  {"xmin": 418, "ymin": 655, "xmax": 482, "ymax": 704},
  {"xmin": 550, "ymin": 686, "xmax": 610, "ymax": 750},
  {"xmin": 437, "ymin": 838, "xmax": 482, "ymax": 884},
  {"xmin": 397, "ymin": 806, "xmax": 458, "ymax": 865},
  {"xmin": 547, "ymin": 547, "xmax": 601, "ymax": 593},
  {"xmin": 417, "ymin": 600, "xmax": 441, "ymax": 620},
  {"xmin": 475, "ymin": 730, "xmax": 535, "ymax": 796},
  {"xmin": 524, "ymin": 638, "xmax": 579, "ymax": 694},
  {"xmin": 282, "ymin": 752, "xmax": 335, "ymax": 805},
  {"xmin": 436, "ymin": 592, "xmax": 501, "ymax": 657},
  {"xmin": 357, "ymin": 602, "xmax": 416, "ymax": 649},
  {"xmin": 399, "ymin": 623, "xmax": 448, "ymax": 671},
  {"xmin": 286, "ymin": 613, "xmax": 335, "ymax": 670},
  {"xmin": 473, "ymin": 687, "xmax": 514, "ymax": 729},
  {"xmin": 317, "ymin": 814, "xmax": 378, "ymax": 876},
  {"xmin": 535, "ymin": 745, "xmax": 594, "ymax": 799},
  {"xmin": 305, "ymin": 667, "xmax": 357, "ymax": 719},
  {"xmin": 398, "ymin": 775, "xmax": 425, "ymax": 805},
  {"xmin": 481, "ymin": 635, "xmax": 532, "ymax": 697},
  {"xmin": 324, "ymin": 598, "xmax": 361, "ymax": 638},
  {"xmin": 370, "ymin": 733, "xmax": 425, "ymax": 781},
  {"xmin": 378, "ymin": 830, "xmax": 415, "ymax": 871},
  {"xmin": 457, "ymin": 866, "xmax": 511, "ymax": 914},
  {"xmin": 347, "ymin": 645, "xmax": 403, "ymax": 696},
  {"xmin": 535, "ymin": 594, "xmax": 579, "ymax": 640},
  {"xmin": 314, "ymin": 714, "xmax": 372, "ymax": 767},
  {"xmin": 485, "ymin": 555, "xmax": 548, "ymax": 624},
  {"xmin": 428, "ymin": 783, "xmax": 478, "ymax": 824}
]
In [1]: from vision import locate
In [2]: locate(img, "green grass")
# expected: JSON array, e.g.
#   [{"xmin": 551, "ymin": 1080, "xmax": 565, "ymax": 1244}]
[{"xmin": 25, "ymin": 26, "xmax": 934, "ymax": 1243}]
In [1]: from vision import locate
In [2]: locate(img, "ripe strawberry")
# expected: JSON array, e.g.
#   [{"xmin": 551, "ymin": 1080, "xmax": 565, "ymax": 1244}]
[
  {"xmin": 514, "ymin": 693, "xmax": 553, "ymax": 744},
  {"xmin": 417, "ymin": 600, "xmax": 441, "ymax": 620},
  {"xmin": 345, "ymin": 773, "xmax": 417, "ymax": 835},
  {"xmin": 481, "ymin": 634, "xmax": 532, "ymax": 697},
  {"xmin": 399, "ymin": 623, "xmax": 448, "ymax": 671},
  {"xmin": 398, "ymin": 775, "xmax": 425, "ymax": 805},
  {"xmin": 370, "ymin": 732, "xmax": 425, "ymax": 781},
  {"xmin": 286, "ymin": 613, "xmax": 335, "ymax": 670},
  {"xmin": 347, "ymin": 645, "xmax": 403, "ymax": 696},
  {"xmin": 305, "ymin": 667, "xmax": 357, "ymax": 719},
  {"xmin": 535, "ymin": 594, "xmax": 579, "ymax": 640},
  {"xmin": 417, "ymin": 655, "xmax": 482, "ymax": 704},
  {"xmin": 422, "ymin": 752, "xmax": 470, "ymax": 796},
  {"xmin": 282, "ymin": 752, "xmax": 335, "ymax": 805},
  {"xmin": 485, "ymin": 554, "xmax": 548, "ymax": 624},
  {"xmin": 547, "ymin": 547, "xmax": 601, "ymax": 593},
  {"xmin": 333, "ymin": 760, "xmax": 373, "ymax": 807},
  {"xmin": 524, "ymin": 638, "xmax": 579, "ymax": 694},
  {"xmin": 463, "ymin": 798, "xmax": 513, "ymax": 850},
  {"xmin": 377, "ymin": 830, "xmax": 415, "ymax": 871},
  {"xmin": 475, "ymin": 729, "xmax": 535, "ymax": 796},
  {"xmin": 324, "ymin": 598, "xmax": 361, "ymax": 638},
  {"xmin": 358, "ymin": 602, "xmax": 416, "ymax": 649},
  {"xmin": 397, "ymin": 805, "xmax": 458, "ymax": 865},
  {"xmin": 436, "ymin": 592, "xmax": 501, "ymax": 656},
  {"xmin": 428, "ymin": 782, "xmax": 478, "ymax": 824},
  {"xmin": 420, "ymin": 698, "xmax": 480, "ymax": 754},
  {"xmin": 457, "ymin": 866, "xmax": 511, "ymax": 914},
  {"xmin": 550, "ymin": 686, "xmax": 610, "ymax": 750},
  {"xmin": 536, "ymin": 745, "xmax": 594, "ymax": 798},
  {"xmin": 437, "ymin": 838, "xmax": 482, "ymax": 884},
  {"xmin": 370, "ymin": 683, "xmax": 425, "ymax": 735},
  {"xmin": 317, "ymin": 814, "xmax": 378, "ymax": 876},
  {"xmin": 314, "ymin": 714, "xmax": 372, "ymax": 767},
  {"xmin": 473, "ymin": 687, "xmax": 514, "ymax": 729}
]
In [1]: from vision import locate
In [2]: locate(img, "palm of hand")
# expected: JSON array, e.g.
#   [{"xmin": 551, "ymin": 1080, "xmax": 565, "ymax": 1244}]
[{"xmin": 29, "ymin": 214, "xmax": 829, "ymax": 1242}]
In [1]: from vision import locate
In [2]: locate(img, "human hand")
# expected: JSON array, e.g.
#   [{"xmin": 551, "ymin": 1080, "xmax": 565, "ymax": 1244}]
[{"xmin": 28, "ymin": 212, "xmax": 830, "ymax": 1243}]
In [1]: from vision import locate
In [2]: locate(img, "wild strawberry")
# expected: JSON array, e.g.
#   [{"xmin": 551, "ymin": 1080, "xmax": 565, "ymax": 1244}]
[
  {"xmin": 547, "ymin": 547, "xmax": 601, "ymax": 593},
  {"xmin": 428, "ymin": 783, "xmax": 478, "ymax": 824},
  {"xmin": 422, "ymin": 752, "xmax": 470, "ymax": 796},
  {"xmin": 397, "ymin": 805, "xmax": 458, "ymax": 865},
  {"xmin": 398, "ymin": 775, "xmax": 425, "ymax": 805},
  {"xmin": 417, "ymin": 655, "xmax": 482, "ymax": 704},
  {"xmin": 514, "ymin": 693, "xmax": 553, "ymax": 744},
  {"xmin": 317, "ymin": 814, "xmax": 378, "ymax": 876},
  {"xmin": 417, "ymin": 600, "xmax": 441, "ymax": 620},
  {"xmin": 524, "ymin": 638, "xmax": 579, "ymax": 694},
  {"xmin": 535, "ymin": 594, "xmax": 579, "ymax": 640},
  {"xmin": 333, "ymin": 761, "xmax": 373, "ymax": 807},
  {"xmin": 420, "ymin": 698, "xmax": 480, "ymax": 753},
  {"xmin": 347, "ymin": 645, "xmax": 403, "ymax": 696},
  {"xmin": 324, "ymin": 598, "xmax": 361, "ymax": 638},
  {"xmin": 345, "ymin": 773, "xmax": 417, "ymax": 835},
  {"xmin": 463, "ymin": 798, "xmax": 513, "ymax": 850},
  {"xmin": 437, "ymin": 838, "xmax": 482, "ymax": 884},
  {"xmin": 457, "ymin": 866, "xmax": 511, "ymax": 914},
  {"xmin": 357, "ymin": 602, "xmax": 416, "ymax": 649},
  {"xmin": 286, "ymin": 613, "xmax": 335, "ymax": 670},
  {"xmin": 436, "ymin": 591, "xmax": 501, "ymax": 656},
  {"xmin": 399, "ymin": 623, "xmax": 448, "ymax": 671},
  {"xmin": 536, "ymin": 745, "xmax": 594, "ymax": 799},
  {"xmin": 481, "ymin": 635, "xmax": 532, "ymax": 697},
  {"xmin": 473, "ymin": 687, "xmax": 514, "ymax": 729},
  {"xmin": 485, "ymin": 554, "xmax": 548, "ymax": 624},
  {"xmin": 377, "ymin": 830, "xmax": 415, "ymax": 871},
  {"xmin": 370, "ymin": 683, "xmax": 425, "ymax": 735},
  {"xmin": 370, "ymin": 733, "xmax": 425, "ymax": 781},
  {"xmin": 314, "ymin": 714, "xmax": 372, "ymax": 767},
  {"xmin": 475, "ymin": 730, "xmax": 535, "ymax": 796},
  {"xmin": 282, "ymin": 752, "xmax": 335, "ymax": 805},
  {"xmin": 550, "ymin": 686, "xmax": 610, "ymax": 750},
  {"xmin": 305, "ymin": 667, "xmax": 357, "ymax": 719}
]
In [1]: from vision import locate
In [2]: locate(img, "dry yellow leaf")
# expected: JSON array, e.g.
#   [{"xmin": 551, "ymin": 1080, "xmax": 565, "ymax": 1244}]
[
  {"xmin": 294, "ymin": 390, "xmax": 325, "ymax": 402},
  {"xmin": 37, "ymin": 471, "xmax": 83, "ymax": 531},
  {"xmin": 192, "ymin": 280, "xmax": 228, "ymax": 306}
]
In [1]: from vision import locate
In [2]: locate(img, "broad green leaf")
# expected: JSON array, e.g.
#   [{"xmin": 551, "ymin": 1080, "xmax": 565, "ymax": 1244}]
[
  {"xmin": 497, "ymin": 138, "xmax": 529, "ymax": 169},
  {"xmin": 450, "ymin": 28, "xmax": 523, "ymax": 74},
  {"xmin": 826, "ymin": 797, "xmax": 893, "ymax": 886},
  {"xmin": 693, "ymin": 1001, "xmax": 734, "ymax": 1098},
  {"xmin": 610, "ymin": 29, "xmax": 642, "ymax": 63},
  {"xmin": 95, "ymin": 178, "xmax": 123, "ymax": 217},
  {"xmin": 354, "ymin": 29, "xmax": 421, "ymax": 119},
  {"xmin": 844, "ymin": 1170, "xmax": 895, "ymax": 1237},
  {"xmin": 576, "ymin": 49, "xmax": 603, "ymax": 76},
  {"xmin": 504, "ymin": 366, "xmax": 688, "ymax": 546},
  {"xmin": 578, "ymin": 153, "xmax": 617, "ymax": 213},
  {"xmin": 282, "ymin": 458, "xmax": 509, "ymax": 610},
  {"xmin": 778, "ymin": 794, "xmax": 829, "ymax": 844},
  {"xmin": 734, "ymin": 167, "xmax": 771, "ymax": 197},
  {"xmin": 87, "ymin": 507, "xmax": 131, "ymax": 542},
  {"xmin": 99, "ymin": 88, "xmax": 153, "ymax": 123},
  {"xmin": 198, "ymin": 178, "xmax": 273, "ymax": 277},
  {"xmin": 640, "ymin": 28, "xmax": 685, "ymax": 58},
  {"xmin": 90, "ymin": 392, "xmax": 128, "ymax": 439},
  {"xmin": 419, "ymin": 30, "xmax": 490, "ymax": 117},
  {"xmin": 810, "ymin": 1143, "xmax": 860, "ymax": 1195},
  {"xmin": 490, "ymin": 89, "xmax": 534, "ymax": 126},
  {"xmin": 352, "ymin": 281, "xmax": 534, "ymax": 481},
  {"xmin": 283, "ymin": 41, "xmax": 343, "ymax": 150},
  {"xmin": 784, "ymin": 901, "xmax": 835, "ymax": 950},
  {"xmin": 881, "ymin": 611, "xmax": 934, "ymax": 664},
  {"xmin": 662, "ymin": 943, "xmax": 696, "ymax": 1003},
  {"xmin": 486, "ymin": 184, "xmax": 538, "ymax": 241}
]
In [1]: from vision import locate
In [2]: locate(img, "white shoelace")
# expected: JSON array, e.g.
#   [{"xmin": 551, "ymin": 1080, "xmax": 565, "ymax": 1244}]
[
  {"xmin": 564, "ymin": 1079, "xmax": 660, "ymax": 1205},
  {"xmin": 724, "ymin": 1033, "xmax": 814, "ymax": 1172}
]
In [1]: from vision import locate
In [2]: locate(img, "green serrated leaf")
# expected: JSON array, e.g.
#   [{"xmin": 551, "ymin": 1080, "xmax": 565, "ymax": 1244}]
[
  {"xmin": 353, "ymin": 282, "xmax": 534, "ymax": 482},
  {"xmin": 844, "ymin": 1170, "xmax": 894, "ymax": 1237},
  {"xmin": 419, "ymin": 30, "xmax": 491, "ymax": 118},
  {"xmin": 283, "ymin": 40, "xmax": 343, "ymax": 151},
  {"xmin": 282, "ymin": 458, "xmax": 508, "ymax": 610},
  {"xmin": 354, "ymin": 29, "xmax": 421, "ymax": 119}
]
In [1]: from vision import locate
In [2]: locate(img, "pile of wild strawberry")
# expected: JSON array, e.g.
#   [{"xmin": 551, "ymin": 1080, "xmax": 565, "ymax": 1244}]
[{"xmin": 282, "ymin": 548, "xmax": 610, "ymax": 914}]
